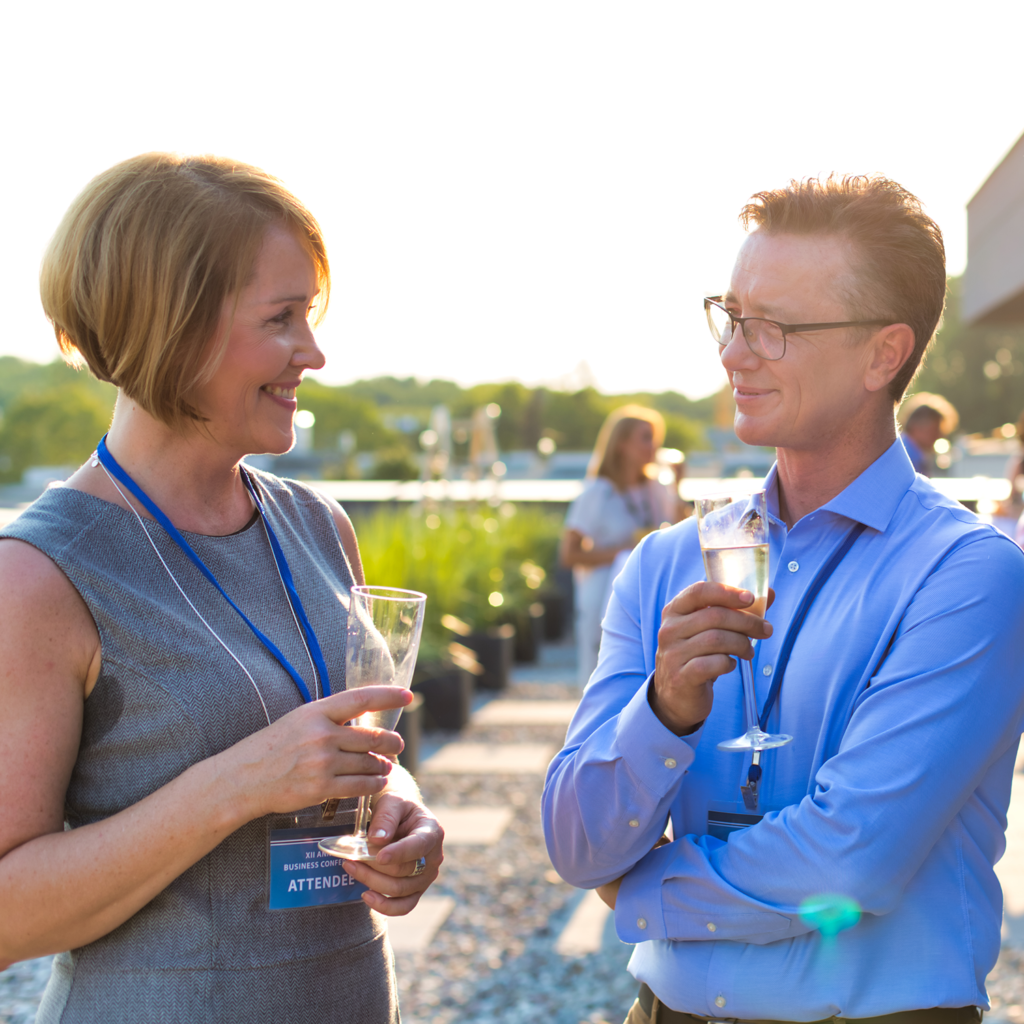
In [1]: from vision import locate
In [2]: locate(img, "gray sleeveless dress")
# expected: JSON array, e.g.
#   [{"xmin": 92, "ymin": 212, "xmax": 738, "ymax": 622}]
[{"xmin": 0, "ymin": 471, "xmax": 399, "ymax": 1023}]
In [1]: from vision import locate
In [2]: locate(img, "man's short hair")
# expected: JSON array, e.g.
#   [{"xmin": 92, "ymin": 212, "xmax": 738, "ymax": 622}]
[
  {"xmin": 40, "ymin": 153, "xmax": 330, "ymax": 425},
  {"xmin": 740, "ymin": 175, "xmax": 946, "ymax": 402}
]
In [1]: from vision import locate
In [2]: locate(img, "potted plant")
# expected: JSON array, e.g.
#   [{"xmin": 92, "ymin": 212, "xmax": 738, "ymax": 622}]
[
  {"xmin": 411, "ymin": 637, "xmax": 481, "ymax": 730},
  {"xmin": 354, "ymin": 504, "xmax": 563, "ymax": 691}
]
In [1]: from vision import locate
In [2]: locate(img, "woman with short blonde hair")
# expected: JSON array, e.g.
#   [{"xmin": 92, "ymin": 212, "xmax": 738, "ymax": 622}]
[{"xmin": 0, "ymin": 153, "xmax": 443, "ymax": 1024}]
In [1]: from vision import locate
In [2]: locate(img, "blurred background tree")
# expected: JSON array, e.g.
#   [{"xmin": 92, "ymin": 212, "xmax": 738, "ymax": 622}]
[
  {"xmin": 0, "ymin": 384, "xmax": 114, "ymax": 482},
  {"xmin": 0, "ymin": 357, "xmax": 116, "ymax": 483},
  {"xmin": 913, "ymin": 276, "xmax": 1024, "ymax": 432}
]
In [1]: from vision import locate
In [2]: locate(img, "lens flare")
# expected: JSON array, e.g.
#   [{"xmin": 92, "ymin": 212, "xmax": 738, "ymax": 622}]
[{"xmin": 799, "ymin": 894, "xmax": 861, "ymax": 937}]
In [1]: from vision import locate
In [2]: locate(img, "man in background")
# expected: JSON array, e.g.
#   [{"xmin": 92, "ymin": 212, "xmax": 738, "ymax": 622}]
[{"xmin": 899, "ymin": 391, "xmax": 958, "ymax": 475}]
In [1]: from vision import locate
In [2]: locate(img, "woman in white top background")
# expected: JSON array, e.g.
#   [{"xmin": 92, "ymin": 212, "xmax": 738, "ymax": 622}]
[{"xmin": 560, "ymin": 405, "xmax": 683, "ymax": 686}]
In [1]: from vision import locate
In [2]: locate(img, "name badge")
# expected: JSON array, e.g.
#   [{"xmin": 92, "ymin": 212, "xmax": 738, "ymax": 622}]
[
  {"xmin": 707, "ymin": 801, "xmax": 764, "ymax": 842},
  {"xmin": 268, "ymin": 825, "xmax": 368, "ymax": 910}
]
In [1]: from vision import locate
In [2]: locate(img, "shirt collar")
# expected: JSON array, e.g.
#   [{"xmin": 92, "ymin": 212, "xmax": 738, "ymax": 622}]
[{"xmin": 761, "ymin": 438, "xmax": 916, "ymax": 534}]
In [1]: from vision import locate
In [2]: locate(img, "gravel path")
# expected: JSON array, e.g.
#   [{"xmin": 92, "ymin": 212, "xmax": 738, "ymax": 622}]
[
  {"xmin": 394, "ymin": 681, "xmax": 638, "ymax": 1024},
  {"xmin": 0, "ymin": 957, "xmax": 52, "ymax": 1024}
]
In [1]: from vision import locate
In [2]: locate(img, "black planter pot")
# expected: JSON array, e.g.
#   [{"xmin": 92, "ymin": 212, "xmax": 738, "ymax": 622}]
[
  {"xmin": 461, "ymin": 624, "xmax": 516, "ymax": 691},
  {"xmin": 537, "ymin": 588, "xmax": 566, "ymax": 641},
  {"xmin": 511, "ymin": 602, "xmax": 546, "ymax": 663},
  {"xmin": 413, "ymin": 664, "xmax": 475, "ymax": 731},
  {"xmin": 396, "ymin": 692, "xmax": 423, "ymax": 777},
  {"xmin": 554, "ymin": 566, "xmax": 575, "ymax": 620}
]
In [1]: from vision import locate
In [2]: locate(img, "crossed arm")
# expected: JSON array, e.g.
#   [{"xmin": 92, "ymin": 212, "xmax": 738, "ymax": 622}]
[{"xmin": 542, "ymin": 535, "xmax": 1024, "ymax": 945}]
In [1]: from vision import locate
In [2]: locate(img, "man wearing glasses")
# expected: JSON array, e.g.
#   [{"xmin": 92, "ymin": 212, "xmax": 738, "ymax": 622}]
[{"xmin": 543, "ymin": 176, "xmax": 1024, "ymax": 1023}]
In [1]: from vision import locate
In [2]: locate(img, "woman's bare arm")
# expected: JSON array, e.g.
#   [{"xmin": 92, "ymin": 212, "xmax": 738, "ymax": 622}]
[
  {"xmin": 0, "ymin": 539, "xmax": 405, "ymax": 968},
  {"xmin": 559, "ymin": 527, "xmax": 629, "ymax": 569}
]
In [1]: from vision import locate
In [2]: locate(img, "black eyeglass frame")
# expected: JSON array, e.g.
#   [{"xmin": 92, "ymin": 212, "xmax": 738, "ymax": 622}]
[{"xmin": 704, "ymin": 296, "xmax": 894, "ymax": 361}]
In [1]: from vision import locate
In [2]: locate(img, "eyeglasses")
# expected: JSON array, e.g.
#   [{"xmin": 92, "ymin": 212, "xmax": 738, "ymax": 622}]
[{"xmin": 704, "ymin": 296, "xmax": 893, "ymax": 361}]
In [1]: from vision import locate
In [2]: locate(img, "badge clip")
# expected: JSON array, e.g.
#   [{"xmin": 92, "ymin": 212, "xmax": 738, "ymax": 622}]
[{"xmin": 740, "ymin": 755, "xmax": 762, "ymax": 812}]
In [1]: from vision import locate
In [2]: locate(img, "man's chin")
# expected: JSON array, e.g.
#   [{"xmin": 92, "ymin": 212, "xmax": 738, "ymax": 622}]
[{"xmin": 734, "ymin": 414, "xmax": 779, "ymax": 450}]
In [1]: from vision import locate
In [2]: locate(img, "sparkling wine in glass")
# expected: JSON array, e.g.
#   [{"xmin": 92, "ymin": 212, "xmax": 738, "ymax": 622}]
[
  {"xmin": 695, "ymin": 490, "xmax": 791, "ymax": 752},
  {"xmin": 319, "ymin": 585, "xmax": 426, "ymax": 862}
]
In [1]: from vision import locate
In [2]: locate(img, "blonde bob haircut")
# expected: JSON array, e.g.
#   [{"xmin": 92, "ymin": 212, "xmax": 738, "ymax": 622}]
[
  {"xmin": 40, "ymin": 152, "xmax": 330, "ymax": 425},
  {"xmin": 587, "ymin": 405, "xmax": 665, "ymax": 488}
]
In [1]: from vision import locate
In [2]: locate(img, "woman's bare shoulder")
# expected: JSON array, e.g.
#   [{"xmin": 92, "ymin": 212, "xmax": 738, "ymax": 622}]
[
  {"xmin": 0, "ymin": 537, "xmax": 101, "ymax": 688},
  {"xmin": 0, "ymin": 533, "xmax": 85, "ymax": 590}
]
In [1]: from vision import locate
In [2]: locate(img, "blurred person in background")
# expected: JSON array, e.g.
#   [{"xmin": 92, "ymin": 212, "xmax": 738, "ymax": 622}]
[
  {"xmin": 0, "ymin": 154, "xmax": 443, "ymax": 1024},
  {"xmin": 898, "ymin": 391, "xmax": 958, "ymax": 476},
  {"xmin": 560, "ymin": 405, "xmax": 682, "ymax": 687},
  {"xmin": 1004, "ymin": 411, "xmax": 1024, "ymax": 547}
]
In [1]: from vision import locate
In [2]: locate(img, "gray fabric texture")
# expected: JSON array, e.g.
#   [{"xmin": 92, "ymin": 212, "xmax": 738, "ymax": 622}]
[{"xmin": 0, "ymin": 471, "xmax": 398, "ymax": 1023}]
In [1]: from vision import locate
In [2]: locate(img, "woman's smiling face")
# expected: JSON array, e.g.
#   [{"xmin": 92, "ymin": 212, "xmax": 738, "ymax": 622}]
[{"xmin": 194, "ymin": 223, "xmax": 325, "ymax": 458}]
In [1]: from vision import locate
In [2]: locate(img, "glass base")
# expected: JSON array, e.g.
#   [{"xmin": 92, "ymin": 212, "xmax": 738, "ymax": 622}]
[
  {"xmin": 717, "ymin": 729, "xmax": 793, "ymax": 752},
  {"xmin": 318, "ymin": 834, "xmax": 377, "ymax": 862}
]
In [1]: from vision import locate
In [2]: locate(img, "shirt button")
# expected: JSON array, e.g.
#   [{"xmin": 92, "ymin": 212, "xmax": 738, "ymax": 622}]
[
  {"xmin": 637, "ymin": 917, "xmax": 647, "ymax": 930},
  {"xmin": 788, "ymin": 560, "xmax": 799, "ymax": 572},
  {"xmin": 664, "ymin": 758, "xmax": 677, "ymax": 769},
  {"xmin": 629, "ymin": 818, "xmax": 639, "ymax": 828},
  {"xmin": 706, "ymin": 922, "xmax": 717, "ymax": 932},
  {"xmin": 715, "ymin": 995, "xmax": 727, "ymax": 1008},
  {"xmin": 762, "ymin": 665, "xmax": 772, "ymax": 676}
]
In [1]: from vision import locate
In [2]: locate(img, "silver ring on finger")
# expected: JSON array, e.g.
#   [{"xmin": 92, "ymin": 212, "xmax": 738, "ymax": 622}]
[{"xmin": 410, "ymin": 856, "xmax": 427, "ymax": 877}]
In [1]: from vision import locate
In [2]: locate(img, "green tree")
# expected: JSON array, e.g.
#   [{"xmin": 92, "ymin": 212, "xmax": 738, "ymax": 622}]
[
  {"xmin": 0, "ymin": 356, "xmax": 117, "ymax": 415},
  {"xmin": 0, "ymin": 384, "xmax": 114, "ymax": 483},
  {"xmin": 296, "ymin": 379, "xmax": 400, "ymax": 452},
  {"xmin": 913, "ymin": 277, "xmax": 1024, "ymax": 432},
  {"xmin": 535, "ymin": 387, "xmax": 611, "ymax": 449}
]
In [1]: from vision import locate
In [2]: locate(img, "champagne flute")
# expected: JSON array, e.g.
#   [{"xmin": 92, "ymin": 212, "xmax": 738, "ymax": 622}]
[
  {"xmin": 695, "ymin": 491, "xmax": 791, "ymax": 752},
  {"xmin": 319, "ymin": 585, "xmax": 426, "ymax": 862}
]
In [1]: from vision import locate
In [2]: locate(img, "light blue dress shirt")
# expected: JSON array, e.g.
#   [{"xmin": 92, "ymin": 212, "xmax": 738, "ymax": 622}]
[{"xmin": 542, "ymin": 439, "xmax": 1024, "ymax": 1019}]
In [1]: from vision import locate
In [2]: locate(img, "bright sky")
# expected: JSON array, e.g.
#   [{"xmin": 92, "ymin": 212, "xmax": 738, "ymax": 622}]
[{"xmin": 3, "ymin": 1, "xmax": 1023, "ymax": 400}]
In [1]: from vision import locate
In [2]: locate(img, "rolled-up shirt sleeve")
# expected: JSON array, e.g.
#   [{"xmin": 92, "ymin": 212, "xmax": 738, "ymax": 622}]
[{"xmin": 613, "ymin": 534, "xmax": 1024, "ymax": 945}]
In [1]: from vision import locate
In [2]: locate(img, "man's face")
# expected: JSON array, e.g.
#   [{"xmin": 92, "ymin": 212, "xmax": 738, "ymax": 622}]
[{"xmin": 721, "ymin": 231, "xmax": 883, "ymax": 452}]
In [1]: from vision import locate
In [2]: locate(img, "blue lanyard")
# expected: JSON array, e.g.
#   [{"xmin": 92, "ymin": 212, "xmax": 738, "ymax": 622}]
[
  {"xmin": 755, "ymin": 521, "xmax": 868, "ymax": 731},
  {"xmin": 96, "ymin": 435, "xmax": 332, "ymax": 703}
]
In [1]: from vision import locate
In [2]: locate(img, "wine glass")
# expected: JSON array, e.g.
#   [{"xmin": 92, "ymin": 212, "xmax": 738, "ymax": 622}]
[
  {"xmin": 695, "ymin": 490, "xmax": 791, "ymax": 752},
  {"xmin": 319, "ymin": 585, "xmax": 426, "ymax": 862}
]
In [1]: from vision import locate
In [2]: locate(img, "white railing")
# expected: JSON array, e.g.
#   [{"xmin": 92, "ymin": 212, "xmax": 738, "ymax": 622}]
[
  {"xmin": 307, "ymin": 476, "xmax": 1013, "ymax": 505},
  {"xmin": 0, "ymin": 475, "xmax": 1012, "ymax": 531}
]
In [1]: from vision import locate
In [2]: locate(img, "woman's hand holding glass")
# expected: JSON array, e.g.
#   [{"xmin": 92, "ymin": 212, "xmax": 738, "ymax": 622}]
[
  {"xmin": 217, "ymin": 685, "xmax": 413, "ymax": 820},
  {"xmin": 341, "ymin": 794, "xmax": 445, "ymax": 916}
]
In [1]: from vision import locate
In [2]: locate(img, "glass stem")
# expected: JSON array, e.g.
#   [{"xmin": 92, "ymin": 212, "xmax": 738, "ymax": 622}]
[
  {"xmin": 354, "ymin": 795, "xmax": 372, "ymax": 838},
  {"xmin": 742, "ymin": 643, "xmax": 761, "ymax": 735}
]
